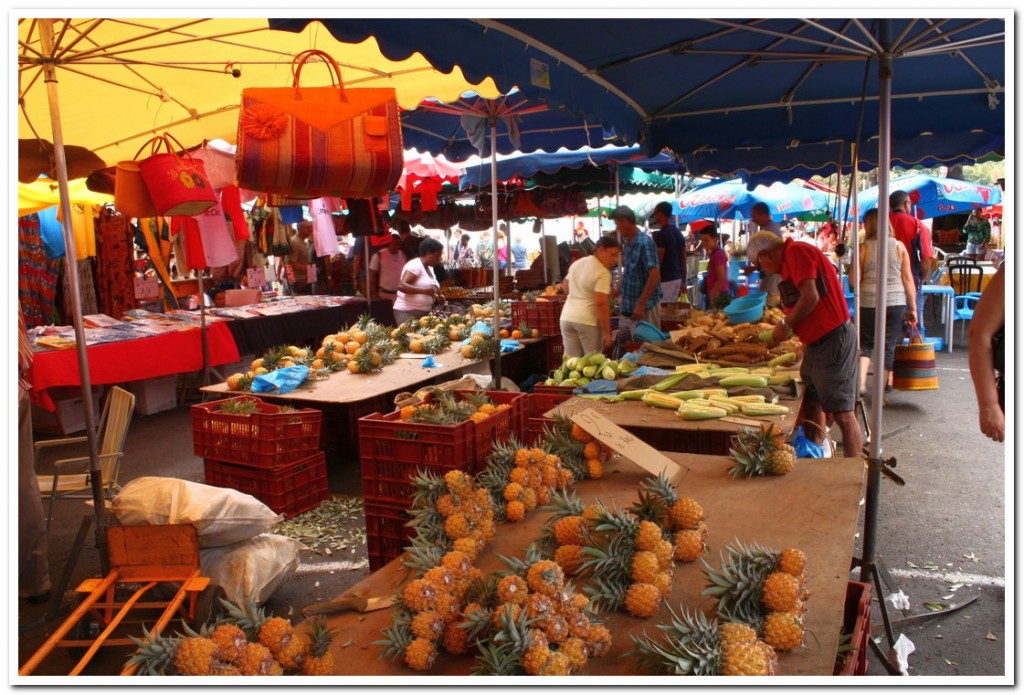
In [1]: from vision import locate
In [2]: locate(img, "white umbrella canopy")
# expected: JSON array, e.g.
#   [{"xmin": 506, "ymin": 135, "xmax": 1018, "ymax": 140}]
[{"xmin": 17, "ymin": 17, "xmax": 501, "ymax": 162}]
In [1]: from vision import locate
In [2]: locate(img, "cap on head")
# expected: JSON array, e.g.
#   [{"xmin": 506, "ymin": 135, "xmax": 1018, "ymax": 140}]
[{"xmin": 610, "ymin": 205, "xmax": 636, "ymax": 224}]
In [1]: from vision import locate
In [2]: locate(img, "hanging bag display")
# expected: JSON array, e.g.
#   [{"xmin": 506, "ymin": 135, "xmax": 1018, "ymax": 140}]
[
  {"xmin": 236, "ymin": 49, "xmax": 404, "ymax": 200},
  {"xmin": 893, "ymin": 324, "xmax": 939, "ymax": 391},
  {"xmin": 114, "ymin": 136, "xmax": 163, "ymax": 218},
  {"xmin": 137, "ymin": 133, "xmax": 219, "ymax": 216},
  {"xmin": 190, "ymin": 143, "xmax": 237, "ymax": 190}
]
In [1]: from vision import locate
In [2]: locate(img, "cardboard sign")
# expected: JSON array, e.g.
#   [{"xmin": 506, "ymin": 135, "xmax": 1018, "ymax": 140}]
[
  {"xmin": 246, "ymin": 267, "xmax": 267, "ymax": 288},
  {"xmin": 133, "ymin": 276, "xmax": 159, "ymax": 299},
  {"xmin": 571, "ymin": 408, "xmax": 683, "ymax": 482}
]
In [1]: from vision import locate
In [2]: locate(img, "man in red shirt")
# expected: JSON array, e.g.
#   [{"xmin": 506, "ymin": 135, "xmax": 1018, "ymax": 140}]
[
  {"xmin": 746, "ymin": 231, "xmax": 863, "ymax": 458},
  {"xmin": 889, "ymin": 190, "xmax": 934, "ymax": 332}
]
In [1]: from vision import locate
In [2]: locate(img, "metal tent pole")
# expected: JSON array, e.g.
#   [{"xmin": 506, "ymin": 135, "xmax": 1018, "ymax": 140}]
[
  {"xmin": 198, "ymin": 272, "xmax": 210, "ymax": 386},
  {"xmin": 490, "ymin": 121, "xmax": 502, "ymax": 389},
  {"xmin": 38, "ymin": 19, "xmax": 108, "ymax": 572},
  {"xmin": 851, "ymin": 145, "xmax": 861, "ymax": 349}
]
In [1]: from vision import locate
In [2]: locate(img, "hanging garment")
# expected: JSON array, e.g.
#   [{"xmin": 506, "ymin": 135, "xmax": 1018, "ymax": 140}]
[
  {"xmin": 18, "ymin": 214, "xmax": 62, "ymax": 328},
  {"xmin": 194, "ymin": 201, "xmax": 239, "ymax": 268},
  {"xmin": 94, "ymin": 209, "xmax": 137, "ymax": 319},
  {"xmin": 59, "ymin": 258, "xmax": 99, "ymax": 322},
  {"xmin": 37, "ymin": 206, "xmax": 66, "ymax": 259},
  {"xmin": 416, "ymin": 178, "xmax": 443, "ymax": 212},
  {"xmin": 57, "ymin": 202, "xmax": 98, "ymax": 259},
  {"xmin": 220, "ymin": 185, "xmax": 251, "ymax": 241},
  {"xmin": 309, "ymin": 197, "xmax": 341, "ymax": 258},
  {"xmin": 173, "ymin": 217, "xmax": 207, "ymax": 272}
]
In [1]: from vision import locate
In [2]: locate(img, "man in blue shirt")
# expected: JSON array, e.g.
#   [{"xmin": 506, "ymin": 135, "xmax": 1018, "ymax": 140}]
[
  {"xmin": 651, "ymin": 201, "xmax": 687, "ymax": 303},
  {"xmin": 611, "ymin": 205, "xmax": 662, "ymax": 356}
]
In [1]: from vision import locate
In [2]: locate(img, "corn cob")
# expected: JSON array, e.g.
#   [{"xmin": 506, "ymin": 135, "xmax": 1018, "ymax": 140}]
[
  {"xmin": 664, "ymin": 389, "xmax": 705, "ymax": 401},
  {"xmin": 696, "ymin": 388, "xmax": 729, "ymax": 398},
  {"xmin": 650, "ymin": 372, "xmax": 691, "ymax": 392},
  {"xmin": 767, "ymin": 374, "xmax": 794, "ymax": 386},
  {"xmin": 729, "ymin": 395, "xmax": 767, "ymax": 404},
  {"xmin": 704, "ymin": 396, "xmax": 740, "ymax": 413},
  {"xmin": 708, "ymin": 395, "xmax": 749, "ymax": 410},
  {"xmin": 619, "ymin": 389, "xmax": 650, "ymax": 400},
  {"xmin": 676, "ymin": 403, "xmax": 728, "ymax": 420},
  {"xmin": 717, "ymin": 375, "xmax": 769, "ymax": 388},
  {"xmin": 768, "ymin": 352, "xmax": 798, "ymax": 368},
  {"xmin": 708, "ymin": 367, "xmax": 751, "ymax": 376},
  {"xmin": 674, "ymin": 363, "xmax": 715, "ymax": 374},
  {"xmin": 642, "ymin": 390, "xmax": 687, "ymax": 409},
  {"xmin": 740, "ymin": 402, "xmax": 790, "ymax": 416}
]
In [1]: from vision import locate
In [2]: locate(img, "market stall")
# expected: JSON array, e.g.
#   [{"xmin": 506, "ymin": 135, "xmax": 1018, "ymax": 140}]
[{"xmin": 296, "ymin": 450, "xmax": 865, "ymax": 677}]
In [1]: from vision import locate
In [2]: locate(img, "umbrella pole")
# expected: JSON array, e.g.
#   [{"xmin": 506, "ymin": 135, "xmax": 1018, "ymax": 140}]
[
  {"xmin": 198, "ymin": 272, "xmax": 210, "ymax": 387},
  {"xmin": 490, "ymin": 122, "xmax": 502, "ymax": 390},
  {"xmin": 38, "ymin": 19, "xmax": 108, "ymax": 573},
  {"xmin": 851, "ymin": 144, "xmax": 861, "ymax": 354}
]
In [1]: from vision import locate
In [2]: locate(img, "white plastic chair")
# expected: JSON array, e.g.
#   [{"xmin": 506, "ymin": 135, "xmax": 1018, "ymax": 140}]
[{"xmin": 34, "ymin": 386, "xmax": 135, "ymax": 533}]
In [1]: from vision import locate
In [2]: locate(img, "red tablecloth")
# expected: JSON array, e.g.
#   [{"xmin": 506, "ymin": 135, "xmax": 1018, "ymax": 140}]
[{"xmin": 28, "ymin": 321, "xmax": 240, "ymax": 411}]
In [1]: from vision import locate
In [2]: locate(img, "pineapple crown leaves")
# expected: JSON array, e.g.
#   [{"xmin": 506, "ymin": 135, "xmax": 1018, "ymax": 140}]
[
  {"xmin": 372, "ymin": 614, "xmax": 415, "ymax": 662},
  {"xmin": 217, "ymin": 594, "xmax": 267, "ymax": 642},
  {"xmin": 579, "ymin": 532, "xmax": 635, "ymax": 586},
  {"xmin": 460, "ymin": 603, "xmax": 498, "ymax": 642},
  {"xmin": 471, "ymin": 640, "xmax": 525, "ymax": 676},
  {"xmin": 491, "ymin": 603, "xmax": 541, "ymax": 653},
  {"xmin": 590, "ymin": 500, "xmax": 640, "ymax": 537},
  {"xmin": 628, "ymin": 630, "xmax": 714, "ymax": 676},
  {"xmin": 582, "ymin": 575, "xmax": 628, "ymax": 614},
  {"xmin": 629, "ymin": 489, "xmax": 671, "ymax": 527},
  {"xmin": 715, "ymin": 602, "xmax": 765, "ymax": 634},
  {"xmin": 701, "ymin": 539, "xmax": 780, "ymax": 614},
  {"xmin": 495, "ymin": 543, "xmax": 549, "ymax": 578},
  {"xmin": 402, "ymin": 537, "xmax": 447, "ymax": 575},
  {"xmin": 307, "ymin": 616, "xmax": 337, "ymax": 658},
  {"xmin": 126, "ymin": 624, "xmax": 180, "ymax": 676},
  {"xmin": 463, "ymin": 574, "xmax": 500, "ymax": 610},
  {"xmin": 539, "ymin": 488, "xmax": 587, "ymax": 518},
  {"xmin": 639, "ymin": 472, "xmax": 680, "ymax": 507}
]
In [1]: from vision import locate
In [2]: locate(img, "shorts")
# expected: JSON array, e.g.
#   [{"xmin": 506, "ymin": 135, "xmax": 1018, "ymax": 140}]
[
  {"xmin": 966, "ymin": 240, "xmax": 986, "ymax": 256},
  {"xmin": 800, "ymin": 321, "xmax": 858, "ymax": 414},
  {"xmin": 859, "ymin": 305, "xmax": 907, "ymax": 371}
]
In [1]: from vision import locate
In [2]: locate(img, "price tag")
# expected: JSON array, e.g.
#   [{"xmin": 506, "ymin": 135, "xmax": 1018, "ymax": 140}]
[{"xmin": 570, "ymin": 408, "xmax": 683, "ymax": 482}]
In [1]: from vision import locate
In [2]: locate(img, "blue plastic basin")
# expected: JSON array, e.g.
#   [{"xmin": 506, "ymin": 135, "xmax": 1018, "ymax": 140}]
[
  {"xmin": 723, "ymin": 301, "xmax": 766, "ymax": 324},
  {"xmin": 633, "ymin": 321, "xmax": 671, "ymax": 343}
]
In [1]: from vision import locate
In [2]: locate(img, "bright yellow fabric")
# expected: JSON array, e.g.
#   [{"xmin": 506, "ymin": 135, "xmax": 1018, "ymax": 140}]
[
  {"xmin": 18, "ymin": 179, "xmax": 112, "ymax": 217},
  {"xmin": 18, "ymin": 19, "xmax": 499, "ymax": 164}
]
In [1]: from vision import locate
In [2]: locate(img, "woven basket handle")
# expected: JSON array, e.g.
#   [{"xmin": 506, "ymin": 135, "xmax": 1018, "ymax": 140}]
[
  {"xmin": 291, "ymin": 49, "xmax": 345, "ymax": 97},
  {"xmin": 131, "ymin": 135, "xmax": 173, "ymax": 162},
  {"xmin": 903, "ymin": 323, "xmax": 924, "ymax": 345}
]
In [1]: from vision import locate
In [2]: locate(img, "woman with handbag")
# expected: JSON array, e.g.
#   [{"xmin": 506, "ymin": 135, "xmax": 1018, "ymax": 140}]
[
  {"xmin": 851, "ymin": 208, "xmax": 917, "ymax": 402},
  {"xmin": 393, "ymin": 237, "xmax": 444, "ymax": 324}
]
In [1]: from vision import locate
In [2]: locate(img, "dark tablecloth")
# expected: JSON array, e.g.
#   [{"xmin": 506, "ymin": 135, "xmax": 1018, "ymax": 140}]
[{"xmin": 223, "ymin": 299, "xmax": 395, "ymax": 355}]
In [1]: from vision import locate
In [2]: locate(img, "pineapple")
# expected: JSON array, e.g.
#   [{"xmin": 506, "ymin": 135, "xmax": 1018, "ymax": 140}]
[
  {"xmin": 540, "ymin": 650, "xmax": 572, "ymax": 675},
  {"xmin": 624, "ymin": 583, "xmax": 662, "ymax": 618},
  {"xmin": 523, "ymin": 643, "xmax": 552, "ymax": 675},
  {"xmin": 410, "ymin": 610, "xmax": 446, "ymax": 641},
  {"xmin": 586, "ymin": 458, "xmax": 605, "ymax": 479},
  {"xmin": 553, "ymin": 544, "xmax": 585, "ymax": 575},
  {"xmin": 585, "ymin": 623, "xmax": 613, "ymax": 658},
  {"xmin": 441, "ymin": 621, "xmax": 470, "ymax": 656},
  {"xmin": 210, "ymin": 623, "xmax": 247, "ymax": 664},
  {"xmin": 761, "ymin": 572, "xmax": 801, "ymax": 612},
  {"xmin": 673, "ymin": 530, "xmax": 705, "ymax": 562},
  {"xmin": 236, "ymin": 641, "xmax": 275, "ymax": 676},
  {"xmin": 526, "ymin": 560, "xmax": 565, "ymax": 597},
  {"xmin": 728, "ymin": 425, "xmax": 795, "ymax": 477},
  {"xmin": 718, "ymin": 621, "xmax": 758, "ymax": 646},
  {"xmin": 634, "ymin": 520, "xmax": 665, "ymax": 552},
  {"xmin": 630, "ymin": 551, "xmax": 662, "ymax": 584},
  {"xmin": 669, "ymin": 497, "xmax": 704, "ymax": 530},
  {"xmin": 721, "ymin": 640, "xmax": 775, "ymax": 676},
  {"xmin": 402, "ymin": 578, "xmax": 439, "ymax": 613},
  {"xmin": 506, "ymin": 500, "xmax": 526, "ymax": 522},
  {"xmin": 258, "ymin": 616, "xmax": 295, "ymax": 655},
  {"xmin": 496, "ymin": 575, "xmax": 530, "ymax": 605},
  {"xmin": 275, "ymin": 637, "xmax": 309, "ymax": 671},
  {"xmin": 762, "ymin": 611, "xmax": 804, "ymax": 651},
  {"xmin": 778, "ymin": 547, "xmax": 807, "ymax": 577},
  {"xmin": 404, "ymin": 637, "xmax": 438, "ymax": 671},
  {"xmin": 652, "ymin": 539, "xmax": 675, "ymax": 569}
]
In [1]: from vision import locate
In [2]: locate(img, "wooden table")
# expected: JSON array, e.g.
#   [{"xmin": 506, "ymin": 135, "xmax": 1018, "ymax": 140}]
[
  {"xmin": 305, "ymin": 451, "xmax": 865, "ymax": 677},
  {"xmin": 544, "ymin": 395, "xmax": 803, "ymax": 455},
  {"xmin": 200, "ymin": 346, "xmax": 490, "ymax": 454}
]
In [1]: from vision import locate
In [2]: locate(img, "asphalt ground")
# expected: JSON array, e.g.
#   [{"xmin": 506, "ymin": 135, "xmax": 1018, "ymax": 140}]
[{"xmin": 12, "ymin": 311, "xmax": 1011, "ymax": 681}]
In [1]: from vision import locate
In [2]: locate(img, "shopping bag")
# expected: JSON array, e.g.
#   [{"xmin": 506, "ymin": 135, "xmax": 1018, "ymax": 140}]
[
  {"xmin": 115, "ymin": 136, "xmax": 165, "ymax": 218},
  {"xmin": 190, "ymin": 144, "xmax": 236, "ymax": 189},
  {"xmin": 236, "ymin": 49, "xmax": 403, "ymax": 200},
  {"xmin": 893, "ymin": 325, "xmax": 939, "ymax": 391},
  {"xmin": 138, "ymin": 133, "xmax": 218, "ymax": 216}
]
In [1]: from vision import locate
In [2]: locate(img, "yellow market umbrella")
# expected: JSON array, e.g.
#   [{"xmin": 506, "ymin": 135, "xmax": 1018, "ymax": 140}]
[
  {"xmin": 18, "ymin": 17, "xmax": 500, "ymax": 161},
  {"xmin": 17, "ymin": 17, "xmax": 499, "ymax": 567},
  {"xmin": 18, "ymin": 178, "xmax": 112, "ymax": 217}
]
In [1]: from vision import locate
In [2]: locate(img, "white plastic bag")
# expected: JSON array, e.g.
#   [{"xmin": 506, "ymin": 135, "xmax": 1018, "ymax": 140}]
[
  {"xmin": 112, "ymin": 477, "xmax": 283, "ymax": 547},
  {"xmin": 199, "ymin": 533, "xmax": 305, "ymax": 605}
]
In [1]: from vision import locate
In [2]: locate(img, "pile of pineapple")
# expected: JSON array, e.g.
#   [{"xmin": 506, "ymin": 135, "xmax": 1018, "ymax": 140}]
[
  {"xmin": 532, "ymin": 413, "xmax": 616, "ymax": 479},
  {"xmin": 476, "ymin": 436, "xmax": 574, "ymax": 523},
  {"xmin": 398, "ymin": 390, "xmax": 510, "ymax": 427},
  {"xmin": 728, "ymin": 424, "xmax": 798, "ymax": 477},
  {"xmin": 458, "ymin": 330, "xmax": 500, "ymax": 360},
  {"xmin": 392, "ymin": 314, "xmax": 471, "ymax": 355},
  {"xmin": 406, "ymin": 470, "xmax": 497, "ymax": 562},
  {"xmin": 317, "ymin": 318, "xmax": 402, "ymax": 374},
  {"xmin": 226, "ymin": 344, "xmax": 316, "ymax": 391},
  {"xmin": 629, "ymin": 606, "xmax": 780, "ymax": 676},
  {"xmin": 125, "ymin": 597, "xmax": 335, "ymax": 676},
  {"xmin": 703, "ymin": 541, "xmax": 810, "ymax": 654}
]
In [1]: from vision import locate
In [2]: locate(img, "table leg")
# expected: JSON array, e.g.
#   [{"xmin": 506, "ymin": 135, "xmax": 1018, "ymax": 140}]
[{"xmin": 946, "ymin": 294, "xmax": 953, "ymax": 353}]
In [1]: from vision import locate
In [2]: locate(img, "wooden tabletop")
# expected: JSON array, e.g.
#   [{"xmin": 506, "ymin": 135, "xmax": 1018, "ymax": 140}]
[
  {"xmin": 303, "ymin": 451, "xmax": 865, "ymax": 677},
  {"xmin": 546, "ymin": 395, "xmax": 803, "ymax": 436},
  {"xmin": 200, "ymin": 345, "xmax": 489, "ymax": 405}
]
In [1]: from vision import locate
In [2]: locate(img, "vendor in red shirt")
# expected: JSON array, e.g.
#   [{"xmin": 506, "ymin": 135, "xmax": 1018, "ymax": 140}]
[
  {"xmin": 745, "ymin": 231, "xmax": 863, "ymax": 458},
  {"xmin": 888, "ymin": 190, "xmax": 934, "ymax": 333}
]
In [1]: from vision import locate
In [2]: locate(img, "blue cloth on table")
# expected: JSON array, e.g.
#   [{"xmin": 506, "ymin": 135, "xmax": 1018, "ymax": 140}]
[
  {"xmin": 422, "ymin": 354, "xmax": 438, "ymax": 368},
  {"xmin": 499, "ymin": 339, "xmax": 520, "ymax": 353},
  {"xmin": 573, "ymin": 379, "xmax": 617, "ymax": 395},
  {"xmin": 633, "ymin": 366, "xmax": 673, "ymax": 377},
  {"xmin": 251, "ymin": 365, "xmax": 309, "ymax": 395}
]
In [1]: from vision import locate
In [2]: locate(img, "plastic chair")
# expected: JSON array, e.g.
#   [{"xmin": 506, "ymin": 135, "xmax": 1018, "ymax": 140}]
[
  {"xmin": 34, "ymin": 386, "xmax": 136, "ymax": 533},
  {"xmin": 947, "ymin": 259, "xmax": 984, "ymax": 296},
  {"xmin": 952, "ymin": 294, "xmax": 980, "ymax": 347}
]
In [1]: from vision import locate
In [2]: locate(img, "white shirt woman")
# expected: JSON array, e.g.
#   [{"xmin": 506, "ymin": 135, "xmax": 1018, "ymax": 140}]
[
  {"xmin": 393, "ymin": 238, "xmax": 444, "ymax": 324},
  {"xmin": 559, "ymin": 236, "xmax": 622, "ymax": 356}
]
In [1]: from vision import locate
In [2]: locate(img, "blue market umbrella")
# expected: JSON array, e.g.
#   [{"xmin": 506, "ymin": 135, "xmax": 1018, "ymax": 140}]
[
  {"xmin": 852, "ymin": 174, "xmax": 1002, "ymax": 220},
  {"xmin": 675, "ymin": 179, "xmax": 829, "ymax": 224}
]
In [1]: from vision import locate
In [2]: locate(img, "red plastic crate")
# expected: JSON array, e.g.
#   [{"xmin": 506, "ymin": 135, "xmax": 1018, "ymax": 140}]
[
  {"xmin": 192, "ymin": 396, "xmax": 322, "ymax": 467},
  {"xmin": 203, "ymin": 452, "xmax": 328, "ymax": 518},
  {"xmin": 358, "ymin": 390, "xmax": 525, "ymax": 506},
  {"xmin": 364, "ymin": 500, "xmax": 414, "ymax": 572},
  {"xmin": 524, "ymin": 388, "xmax": 574, "ymax": 445},
  {"xmin": 545, "ymin": 335, "xmax": 565, "ymax": 372},
  {"xmin": 836, "ymin": 580, "xmax": 872, "ymax": 676},
  {"xmin": 511, "ymin": 299, "xmax": 565, "ymax": 337}
]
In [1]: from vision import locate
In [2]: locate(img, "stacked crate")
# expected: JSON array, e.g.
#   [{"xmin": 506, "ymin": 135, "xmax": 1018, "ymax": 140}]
[
  {"xmin": 192, "ymin": 396, "xmax": 327, "ymax": 518},
  {"xmin": 358, "ymin": 390, "xmax": 525, "ymax": 570},
  {"xmin": 511, "ymin": 298, "xmax": 565, "ymax": 337}
]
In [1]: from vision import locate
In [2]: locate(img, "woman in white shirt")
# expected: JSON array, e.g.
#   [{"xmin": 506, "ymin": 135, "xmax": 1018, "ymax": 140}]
[
  {"xmin": 393, "ymin": 237, "xmax": 444, "ymax": 324},
  {"xmin": 559, "ymin": 235, "xmax": 622, "ymax": 356}
]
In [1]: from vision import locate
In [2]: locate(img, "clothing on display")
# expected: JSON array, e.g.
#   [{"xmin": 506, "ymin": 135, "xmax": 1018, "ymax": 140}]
[
  {"xmin": 19, "ymin": 213, "xmax": 62, "ymax": 328},
  {"xmin": 94, "ymin": 208, "xmax": 138, "ymax": 319}
]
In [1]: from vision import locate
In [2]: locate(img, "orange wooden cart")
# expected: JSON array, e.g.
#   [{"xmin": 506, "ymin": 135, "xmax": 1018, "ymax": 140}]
[{"xmin": 19, "ymin": 524, "xmax": 211, "ymax": 676}]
